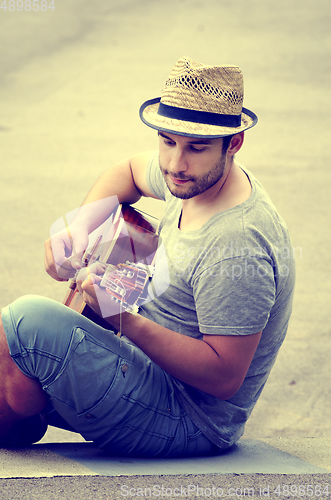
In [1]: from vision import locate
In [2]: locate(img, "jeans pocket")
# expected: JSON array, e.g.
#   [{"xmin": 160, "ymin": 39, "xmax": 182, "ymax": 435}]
[{"xmin": 46, "ymin": 327, "xmax": 134, "ymax": 421}]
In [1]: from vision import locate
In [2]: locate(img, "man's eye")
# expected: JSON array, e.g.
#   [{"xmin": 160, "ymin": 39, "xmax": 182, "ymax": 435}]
[{"xmin": 190, "ymin": 146, "xmax": 205, "ymax": 153}]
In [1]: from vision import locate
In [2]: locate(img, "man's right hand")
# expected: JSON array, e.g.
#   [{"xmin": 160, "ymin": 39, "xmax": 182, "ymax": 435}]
[{"xmin": 44, "ymin": 225, "xmax": 89, "ymax": 281}]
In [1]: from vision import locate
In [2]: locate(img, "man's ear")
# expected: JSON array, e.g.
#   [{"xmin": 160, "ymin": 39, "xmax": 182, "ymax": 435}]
[{"xmin": 228, "ymin": 132, "xmax": 244, "ymax": 156}]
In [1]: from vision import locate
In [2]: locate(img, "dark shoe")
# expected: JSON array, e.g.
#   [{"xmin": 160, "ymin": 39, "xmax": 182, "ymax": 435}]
[
  {"xmin": 43, "ymin": 403, "xmax": 77, "ymax": 433},
  {"xmin": 1, "ymin": 413, "xmax": 48, "ymax": 448}
]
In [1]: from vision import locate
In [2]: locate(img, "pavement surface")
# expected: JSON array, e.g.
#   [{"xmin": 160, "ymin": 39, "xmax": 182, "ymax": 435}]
[{"xmin": 0, "ymin": 0, "xmax": 330, "ymax": 497}]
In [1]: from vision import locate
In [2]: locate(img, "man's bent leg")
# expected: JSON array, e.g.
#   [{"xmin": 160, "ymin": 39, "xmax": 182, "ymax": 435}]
[
  {"xmin": 0, "ymin": 316, "xmax": 48, "ymax": 445},
  {"xmin": 0, "ymin": 294, "xmax": 139, "ymax": 447}
]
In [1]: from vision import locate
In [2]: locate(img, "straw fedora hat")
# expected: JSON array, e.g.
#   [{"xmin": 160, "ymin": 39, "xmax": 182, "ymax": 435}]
[{"xmin": 140, "ymin": 57, "xmax": 258, "ymax": 138}]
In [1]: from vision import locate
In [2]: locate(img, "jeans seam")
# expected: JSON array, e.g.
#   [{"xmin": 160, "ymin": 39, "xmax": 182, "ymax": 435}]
[
  {"xmin": 121, "ymin": 394, "xmax": 182, "ymax": 420},
  {"xmin": 110, "ymin": 422, "xmax": 176, "ymax": 441}
]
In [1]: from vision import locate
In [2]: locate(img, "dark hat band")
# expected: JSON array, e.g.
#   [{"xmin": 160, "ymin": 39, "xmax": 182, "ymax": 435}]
[{"xmin": 158, "ymin": 102, "xmax": 242, "ymax": 128}]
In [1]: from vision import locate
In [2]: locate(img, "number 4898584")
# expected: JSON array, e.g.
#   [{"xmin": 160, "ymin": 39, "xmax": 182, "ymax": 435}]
[{"xmin": 0, "ymin": 0, "xmax": 55, "ymax": 11}]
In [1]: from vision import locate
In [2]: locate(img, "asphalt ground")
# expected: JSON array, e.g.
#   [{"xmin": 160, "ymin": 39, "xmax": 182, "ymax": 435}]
[{"xmin": 0, "ymin": 0, "xmax": 330, "ymax": 497}]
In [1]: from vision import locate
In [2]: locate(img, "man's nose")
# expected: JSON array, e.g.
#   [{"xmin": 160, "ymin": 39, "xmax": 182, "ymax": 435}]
[{"xmin": 169, "ymin": 147, "xmax": 187, "ymax": 173}]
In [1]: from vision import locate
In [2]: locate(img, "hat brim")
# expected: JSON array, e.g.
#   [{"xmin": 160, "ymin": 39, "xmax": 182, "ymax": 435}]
[{"xmin": 139, "ymin": 98, "xmax": 258, "ymax": 139}]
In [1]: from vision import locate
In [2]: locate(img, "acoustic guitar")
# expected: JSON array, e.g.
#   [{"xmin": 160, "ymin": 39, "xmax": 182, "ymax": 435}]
[{"xmin": 63, "ymin": 204, "xmax": 159, "ymax": 329}]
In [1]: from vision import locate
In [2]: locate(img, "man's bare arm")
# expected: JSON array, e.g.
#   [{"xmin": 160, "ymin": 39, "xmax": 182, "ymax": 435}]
[
  {"xmin": 68, "ymin": 151, "xmax": 159, "ymax": 233},
  {"xmin": 45, "ymin": 151, "xmax": 158, "ymax": 280},
  {"xmin": 119, "ymin": 313, "xmax": 261, "ymax": 400}
]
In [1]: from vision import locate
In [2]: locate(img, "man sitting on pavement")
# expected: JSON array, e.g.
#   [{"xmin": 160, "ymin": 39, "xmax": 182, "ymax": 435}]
[{"xmin": 0, "ymin": 57, "xmax": 295, "ymax": 455}]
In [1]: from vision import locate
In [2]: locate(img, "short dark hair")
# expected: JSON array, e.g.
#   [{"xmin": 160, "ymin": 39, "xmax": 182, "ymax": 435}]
[{"xmin": 222, "ymin": 135, "xmax": 233, "ymax": 153}]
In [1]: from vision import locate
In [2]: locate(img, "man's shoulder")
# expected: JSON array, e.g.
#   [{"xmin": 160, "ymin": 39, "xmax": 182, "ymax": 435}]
[
  {"xmin": 130, "ymin": 151, "xmax": 160, "ymax": 199},
  {"xmin": 130, "ymin": 150, "xmax": 157, "ymax": 169}
]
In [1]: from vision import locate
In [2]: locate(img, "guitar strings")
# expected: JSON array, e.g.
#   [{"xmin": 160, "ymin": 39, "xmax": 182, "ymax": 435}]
[
  {"xmin": 119, "ymin": 299, "xmax": 123, "ymax": 347},
  {"xmin": 114, "ymin": 280, "xmax": 124, "ymax": 347}
]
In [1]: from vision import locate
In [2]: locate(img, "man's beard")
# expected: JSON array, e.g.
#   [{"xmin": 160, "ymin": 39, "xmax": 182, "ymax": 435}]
[{"xmin": 159, "ymin": 154, "xmax": 227, "ymax": 200}]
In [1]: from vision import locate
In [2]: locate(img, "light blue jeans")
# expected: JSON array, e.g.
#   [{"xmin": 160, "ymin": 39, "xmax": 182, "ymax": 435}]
[{"xmin": 2, "ymin": 295, "xmax": 220, "ymax": 457}]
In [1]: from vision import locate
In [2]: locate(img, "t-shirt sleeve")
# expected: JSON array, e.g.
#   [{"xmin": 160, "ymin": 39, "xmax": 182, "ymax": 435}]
[
  {"xmin": 193, "ymin": 255, "xmax": 276, "ymax": 336},
  {"xmin": 146, "ymin": 151, "xmax": 167, "ymax": 201}
]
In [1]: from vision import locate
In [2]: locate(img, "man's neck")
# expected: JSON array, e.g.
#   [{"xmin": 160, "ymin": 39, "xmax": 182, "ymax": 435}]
[{"xmin": 179, "ymin": 162, "xmax": 251, "ymax": 231}]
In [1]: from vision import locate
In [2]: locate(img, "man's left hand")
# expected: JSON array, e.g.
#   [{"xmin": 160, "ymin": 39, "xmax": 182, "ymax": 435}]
[{"xmin": 77, "ymin": 264, "xmax": 122, "ymax": 330}]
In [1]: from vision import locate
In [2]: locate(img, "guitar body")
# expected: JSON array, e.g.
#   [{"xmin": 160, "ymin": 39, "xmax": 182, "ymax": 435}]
[{"xmin": 63, "ymin": 204, "xmax": 159, "ymax": 329}]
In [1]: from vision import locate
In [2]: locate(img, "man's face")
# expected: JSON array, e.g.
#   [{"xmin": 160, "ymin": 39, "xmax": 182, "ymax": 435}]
[{"xmin": 158, "ymin": 131, "xmax": 229, "ymax": 200}]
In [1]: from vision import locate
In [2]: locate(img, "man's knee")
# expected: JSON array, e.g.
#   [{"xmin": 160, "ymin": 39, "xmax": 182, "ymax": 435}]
[
  {"xmin": 5, "ymin": 295, "xmax": 60, "ymax": 333},
  {"xmin": 2, "ymin": 295, "xmax": 74, "ymax": 358}
]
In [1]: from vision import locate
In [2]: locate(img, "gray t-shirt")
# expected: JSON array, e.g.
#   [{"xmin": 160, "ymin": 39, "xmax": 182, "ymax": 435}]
[{"xmin": 140, "ymin": 151, "xmax": 295, "ymax": 449}]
